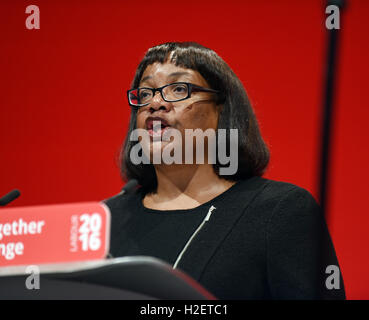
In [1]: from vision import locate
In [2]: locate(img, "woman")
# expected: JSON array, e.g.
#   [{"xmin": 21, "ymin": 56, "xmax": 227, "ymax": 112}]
[{"xmin": 105, "ymin": 42, "xmax": 345, "ymax": 299}]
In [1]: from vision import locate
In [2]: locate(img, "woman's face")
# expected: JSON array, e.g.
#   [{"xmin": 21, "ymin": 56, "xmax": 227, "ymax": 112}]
[{"xmin": 135, "ymin": 61, "xmax": 220, "ymax": 162}]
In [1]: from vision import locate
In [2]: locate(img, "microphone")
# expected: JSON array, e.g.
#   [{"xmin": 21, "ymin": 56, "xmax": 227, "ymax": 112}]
[
  {"xmin": 103, "ymin": 179, "xmax": 138, "ymax": 203},
  {"xmin": 0, "ymin": 189, "xmax": 21, "ymax": 206},
  {"xmin": 119, "ymin": 179, "xmax": 139, "ymax": 195}
]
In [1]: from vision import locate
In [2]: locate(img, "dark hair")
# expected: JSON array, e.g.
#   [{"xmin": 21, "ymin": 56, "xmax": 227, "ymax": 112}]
[{"xmin": 120, "ymin": 42, "xmax": 269, "ymax": 193}]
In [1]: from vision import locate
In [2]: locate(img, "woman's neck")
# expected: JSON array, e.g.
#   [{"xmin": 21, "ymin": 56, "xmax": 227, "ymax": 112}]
[{"xmin": 143, "ymin": 164, "xmax": 236, "ymax": 210}]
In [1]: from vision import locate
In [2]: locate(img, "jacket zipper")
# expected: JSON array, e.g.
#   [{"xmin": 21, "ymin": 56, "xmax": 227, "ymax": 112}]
[{"xmin": 173, "ymin": 205, "xmax": 216, "ymax": 269}]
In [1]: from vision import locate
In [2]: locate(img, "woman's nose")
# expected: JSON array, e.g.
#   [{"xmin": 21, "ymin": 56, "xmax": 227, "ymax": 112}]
[{"xmin": 149, "ymin": 91, "xmax": 171, "ymax": 112}]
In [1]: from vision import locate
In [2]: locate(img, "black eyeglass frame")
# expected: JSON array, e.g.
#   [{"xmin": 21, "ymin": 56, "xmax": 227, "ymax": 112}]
[{"xmin": 127, "ymin": 82, "xmax": 220, "ymax": 108}]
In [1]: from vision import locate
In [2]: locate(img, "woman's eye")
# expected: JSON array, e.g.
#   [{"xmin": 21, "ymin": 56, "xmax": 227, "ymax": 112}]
[
  {"xmin": 139, "ymin": 91, "xmax": 151, "ymax": 99},
  {"xmin": 173, "ymin": 85, "xmax": 186, "ymax": 93}
]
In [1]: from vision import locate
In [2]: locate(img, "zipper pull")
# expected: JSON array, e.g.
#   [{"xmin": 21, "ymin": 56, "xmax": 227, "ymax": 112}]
[{"xmin": 205, "ymin": 205, "xmax": 216, "ymax": 221}]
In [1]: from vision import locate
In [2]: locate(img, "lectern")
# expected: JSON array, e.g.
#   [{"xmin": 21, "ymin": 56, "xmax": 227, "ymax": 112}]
[
  {"xmin": 0, "ymin": 256, "xmax": 216, "ymax": 300},
  {"xmin": 0, "ymin": 201, "xmax": 215, "ymax": 300}
]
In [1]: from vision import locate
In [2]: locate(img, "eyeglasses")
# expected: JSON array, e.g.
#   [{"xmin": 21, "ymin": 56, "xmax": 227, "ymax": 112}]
[{"xmin": 127, "ymin": 82, "xmax": 219, "ymax": 107}]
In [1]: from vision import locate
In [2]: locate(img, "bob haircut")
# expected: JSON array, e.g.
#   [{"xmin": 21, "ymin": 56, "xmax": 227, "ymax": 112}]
[{"xmin": 120, "ymin": 42, "xmax": 269, "ymax": 193}]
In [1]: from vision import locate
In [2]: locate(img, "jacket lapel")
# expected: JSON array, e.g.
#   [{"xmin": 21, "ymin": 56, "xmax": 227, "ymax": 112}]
[{"xmin": 176, "ymin": 176, "xmax": 270, "ymax": 280}]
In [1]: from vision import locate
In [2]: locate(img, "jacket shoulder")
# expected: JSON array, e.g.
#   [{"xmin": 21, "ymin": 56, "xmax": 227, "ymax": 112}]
[
  {"xmin": 251, "ymin": 177, "xmax": 316, "ymax": 201},
  {"xmin": 238, "ymin": 177, "xmax": 319, "ymax": 220},
  {"xmin": 240, "ymin": 176, "xmax": 315, "ymax": 198}
]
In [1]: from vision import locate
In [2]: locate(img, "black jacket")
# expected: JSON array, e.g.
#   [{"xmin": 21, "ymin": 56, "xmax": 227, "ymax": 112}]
[{"xmin": 105, "ymin": 176, "xmax": 345, "ymax": 300}]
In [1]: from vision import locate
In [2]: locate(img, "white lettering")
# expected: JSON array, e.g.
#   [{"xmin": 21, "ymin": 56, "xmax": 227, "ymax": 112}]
[
  {"xmin": 129, "ymin": 127, "xmax": 239, "ymax": 175},
  {"xmin": 0, "ymin": 219, "xmax": 45, "ymax": 240},
  {"xmin": 325, "ymin": 265, "xmax": 341, "ymax": 289},
  {"xmin": 0, "ymin": 242, "xmax": 24, "ymax": 260},
  {"xmin": 25, "ymin": 5, "xmax": 40, "ymax": 30},
  {"xmin": 325, "ymin": 5, "xmax": 340, "ymax": 30},
  {"xmin": 25, "ymin": 265, "xmax": 40, "ymax": 290}
]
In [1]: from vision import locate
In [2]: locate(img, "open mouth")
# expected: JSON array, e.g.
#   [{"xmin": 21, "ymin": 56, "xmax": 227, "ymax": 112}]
[{"xmin": 146, "ymin": 117, "xmax": 171, "ymax": 138}]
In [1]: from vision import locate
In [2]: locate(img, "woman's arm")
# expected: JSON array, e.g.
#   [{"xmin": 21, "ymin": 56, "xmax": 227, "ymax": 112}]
[{"xmin": 266, "ymin": 187, "xmax": 346, "ymax": 299}]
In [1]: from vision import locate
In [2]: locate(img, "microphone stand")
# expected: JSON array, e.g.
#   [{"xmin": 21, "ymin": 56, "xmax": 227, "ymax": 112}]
[{"xmin": 318, "ymin": 0, "xmax": 346, "ymax": 221}]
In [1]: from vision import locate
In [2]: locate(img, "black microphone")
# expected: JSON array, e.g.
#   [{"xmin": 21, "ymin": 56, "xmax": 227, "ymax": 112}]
[
  {"xmin": 103, "ymin": 179, "xmax": 138, "ymax": 203},
  {"xmin": 119, "ymin": 179, "xmax": 139, "ymax": 196},
  {"xmin": 0, "ymin": 189, "xmax": 21, "ymax": 206}
]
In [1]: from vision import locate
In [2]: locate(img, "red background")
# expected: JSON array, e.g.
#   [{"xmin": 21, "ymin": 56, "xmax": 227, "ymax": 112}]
[{"xmin": 0, "ymin": 0, "xmax": 368, "ymax": 299}]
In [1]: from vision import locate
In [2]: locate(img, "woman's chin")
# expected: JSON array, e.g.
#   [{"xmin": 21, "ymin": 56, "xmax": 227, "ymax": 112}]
[{"xmin": 150, "ymin": 140, "xmax": 174, "ymax": 153}]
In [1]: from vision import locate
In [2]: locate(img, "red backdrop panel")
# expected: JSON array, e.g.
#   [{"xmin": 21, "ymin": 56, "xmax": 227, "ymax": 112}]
[{"xmin": 0, "ymin": 0, "xmax": 368, "ymax": 299}]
